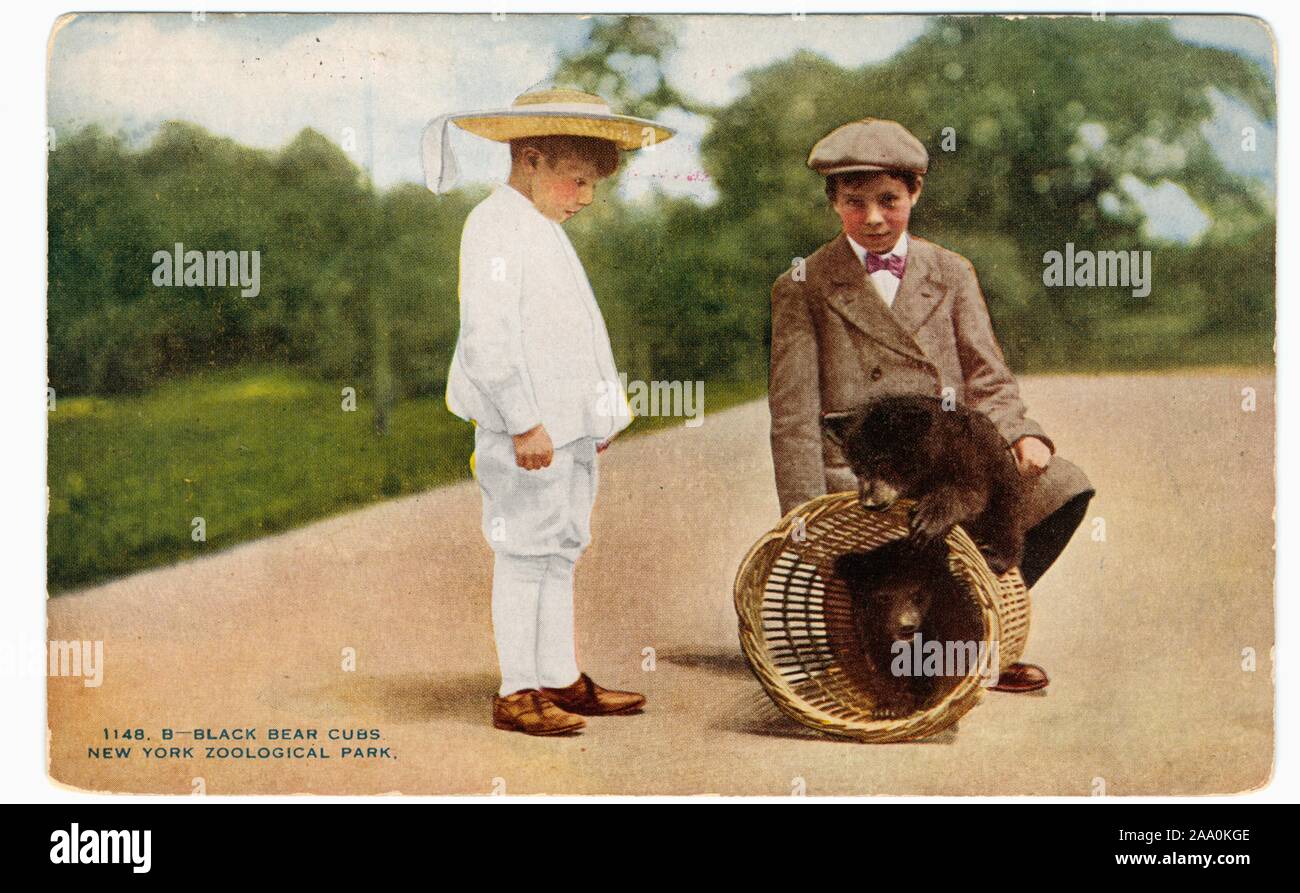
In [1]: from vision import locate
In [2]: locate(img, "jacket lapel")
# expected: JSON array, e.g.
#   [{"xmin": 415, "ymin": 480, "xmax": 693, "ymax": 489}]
[
  {"xmin": 889, "ymin": 237, "xmax": 946, "ymax": 336},
  {"xmin": 822, "ymin": 232, "xmax": 930, "ymax": 365}
]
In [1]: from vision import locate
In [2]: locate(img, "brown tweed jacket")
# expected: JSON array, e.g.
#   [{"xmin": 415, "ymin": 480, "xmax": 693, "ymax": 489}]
[{"xmin": 769, "ymin": 231, "xmax": 1093, "ymax": 528}]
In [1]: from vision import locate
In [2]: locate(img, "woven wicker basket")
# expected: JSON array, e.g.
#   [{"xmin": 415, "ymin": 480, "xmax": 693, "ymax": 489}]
[{"xmin": 734, "ymin": 492, "xmax": 1029, "ymax": 742}]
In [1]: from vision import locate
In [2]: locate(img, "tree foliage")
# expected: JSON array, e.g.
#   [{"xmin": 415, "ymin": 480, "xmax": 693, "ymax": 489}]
[{"xmin": 47, "ymin": 16, "xmax": 1275, "ymax": 399}]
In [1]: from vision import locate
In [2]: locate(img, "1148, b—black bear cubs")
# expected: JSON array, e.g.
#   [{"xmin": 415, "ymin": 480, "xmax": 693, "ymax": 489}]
[{"xmin": 824, "ymin": 395, "xmax": 1026, "ymax": 575}]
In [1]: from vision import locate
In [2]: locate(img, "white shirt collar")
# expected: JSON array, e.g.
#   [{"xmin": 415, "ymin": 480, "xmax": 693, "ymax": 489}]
[
  {"xmin": 847, "ymin": 231, "xmax": 909, "ymax": 265},
  {"xmin": 495, "ymin": 182, "xmax": 549, "ymax": 222}
]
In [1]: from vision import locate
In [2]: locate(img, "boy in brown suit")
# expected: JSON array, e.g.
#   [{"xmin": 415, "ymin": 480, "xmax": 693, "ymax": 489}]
[{"xmin": 768, "ymin": 118, "xmax": 1094, "ymax": 693}]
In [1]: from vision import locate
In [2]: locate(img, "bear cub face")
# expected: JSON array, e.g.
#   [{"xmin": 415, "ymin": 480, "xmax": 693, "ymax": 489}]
[
  {"xmin": 835, "ymin": 542, "xmax": 939, "ymax": 644},
  {"xmin": 826, "ymin": 397, "xmax": 935, "ymax": 511},
  {"xmin": 823, "ymin": 395, "xmax": 1026, "ymax": 576},
  {"xmin": 833, "ymin": 541, "xmax": 952, "ymax": 713}
]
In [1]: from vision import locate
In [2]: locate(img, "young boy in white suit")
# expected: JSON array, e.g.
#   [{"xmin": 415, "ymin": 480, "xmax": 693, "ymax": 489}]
[{"xmin": 424, "ymin": 88, "xmax": 674, "ymax": 735}]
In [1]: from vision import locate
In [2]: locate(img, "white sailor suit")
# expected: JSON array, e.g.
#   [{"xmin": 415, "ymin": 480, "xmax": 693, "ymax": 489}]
[{"xmin": 449, "ymin": 182, "xmax": 630, "ymax": 696}]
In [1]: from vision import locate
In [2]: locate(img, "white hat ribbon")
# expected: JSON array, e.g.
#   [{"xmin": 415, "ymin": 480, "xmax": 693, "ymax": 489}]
[{"xmin": 421, "ymin": 113, "xmax": 461, "ymax": 195}]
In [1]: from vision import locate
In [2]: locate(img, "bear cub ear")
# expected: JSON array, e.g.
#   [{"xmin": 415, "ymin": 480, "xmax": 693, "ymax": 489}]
[
  {"xmin": 821, "ymin": 411, "xmax": 858, "ymax": 448},
  {"xmin": 834, "ymin": 540, "xmax": 951, "ymax": 592},
  {"xmin": 833, "ymin": 540, "xmax": 913, "ymax": 586}
]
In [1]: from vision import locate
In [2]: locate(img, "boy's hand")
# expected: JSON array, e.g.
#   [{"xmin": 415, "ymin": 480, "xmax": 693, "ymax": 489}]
[
  {"xmin": 596, "ymin": 432, "xmax": 618, "ymax": 455},
  {"xmin": 513, "ymin": 424, "xmax": 554, "ymax": 470},
  {"xmin": 1012, "ymin": 436, "xmax": 1051, "ymax": 478}
]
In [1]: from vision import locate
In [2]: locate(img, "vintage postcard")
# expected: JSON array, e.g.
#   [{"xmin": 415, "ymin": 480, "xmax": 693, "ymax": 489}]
[{"xmin": 45, "ymin": 11, "xmax": 1276, "ymax": 796}]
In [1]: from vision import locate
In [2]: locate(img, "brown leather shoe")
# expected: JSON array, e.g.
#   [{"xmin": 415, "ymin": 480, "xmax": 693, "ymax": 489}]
[
  {"xmin": 492, "ymin": 690, "xmax": 585, "ymax": 736},
  {"xmin": 989, "ymin": 662, "xmax": 1049, "ymax": 693},
  {"xmin": 540, "ymin": 673, "xmax": 646, "ymax": 716}
]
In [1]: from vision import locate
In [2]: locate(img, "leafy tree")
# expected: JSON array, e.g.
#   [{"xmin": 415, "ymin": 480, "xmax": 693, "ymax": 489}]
[
  {"xmin": 550, "ymin": 15, "xmax": 698, "ymax": 119},
  {"xmin": 46, "ymin": 16, "xmax": 1275, "ymax": 402}
]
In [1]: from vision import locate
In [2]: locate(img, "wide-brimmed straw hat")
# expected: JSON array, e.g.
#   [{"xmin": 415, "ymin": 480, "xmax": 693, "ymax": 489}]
[{"xmin": 422, "ymin": 87, "xmax": 676, "ymax": 193}]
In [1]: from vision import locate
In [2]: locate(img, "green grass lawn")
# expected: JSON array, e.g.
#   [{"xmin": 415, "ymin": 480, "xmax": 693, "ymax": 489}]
[{"xmin": 47, "ymin": 368, "xmax": 768, "ymax": 593}]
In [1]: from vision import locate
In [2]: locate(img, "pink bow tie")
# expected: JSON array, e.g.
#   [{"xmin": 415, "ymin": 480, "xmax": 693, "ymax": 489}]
[{"xmin": 865, "ymin": 252, "xmax": 906, "ymax": 278}]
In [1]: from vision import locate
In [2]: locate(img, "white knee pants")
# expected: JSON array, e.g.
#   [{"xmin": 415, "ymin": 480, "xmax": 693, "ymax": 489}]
[{"xmin": 473, "ymin": 427, "xmax": 598, "ymax": 695}]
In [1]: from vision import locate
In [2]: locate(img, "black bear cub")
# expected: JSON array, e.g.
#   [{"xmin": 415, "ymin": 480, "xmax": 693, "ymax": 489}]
[
  {"xmin": 834, "ymin": 541, "xmax": 953, "ymax": 714},
  {"xmin": 824, "ymin": 395, "xmax": 1026, "ymax": 575}
]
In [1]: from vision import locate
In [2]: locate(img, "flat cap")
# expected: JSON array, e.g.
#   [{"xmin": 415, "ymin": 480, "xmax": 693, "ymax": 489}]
[{"xmin": 807, "ymin": 118, "xmax": 928, "ymax": 177}]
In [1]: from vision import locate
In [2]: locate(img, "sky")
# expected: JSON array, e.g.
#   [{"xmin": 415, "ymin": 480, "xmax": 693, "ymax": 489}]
[{"xmin": 47, "ymin": 12, "xmax": 1276, "ymax": 242}]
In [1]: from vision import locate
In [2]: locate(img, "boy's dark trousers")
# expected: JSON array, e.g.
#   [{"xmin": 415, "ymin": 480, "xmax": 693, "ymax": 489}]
[{"xmin": 1020, "ymin": 490, "xmax": 1094, "ymax": 588}]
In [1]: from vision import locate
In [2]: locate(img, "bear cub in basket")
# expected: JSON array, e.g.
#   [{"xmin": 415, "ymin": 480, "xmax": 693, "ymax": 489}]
[
  {"xmin": 824, "ymin": 395, "xmax": 1026, "ymax": 575},
  {"xmin": 834, "ymin": 541, "xmax": 954, "ymax": 715}
]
